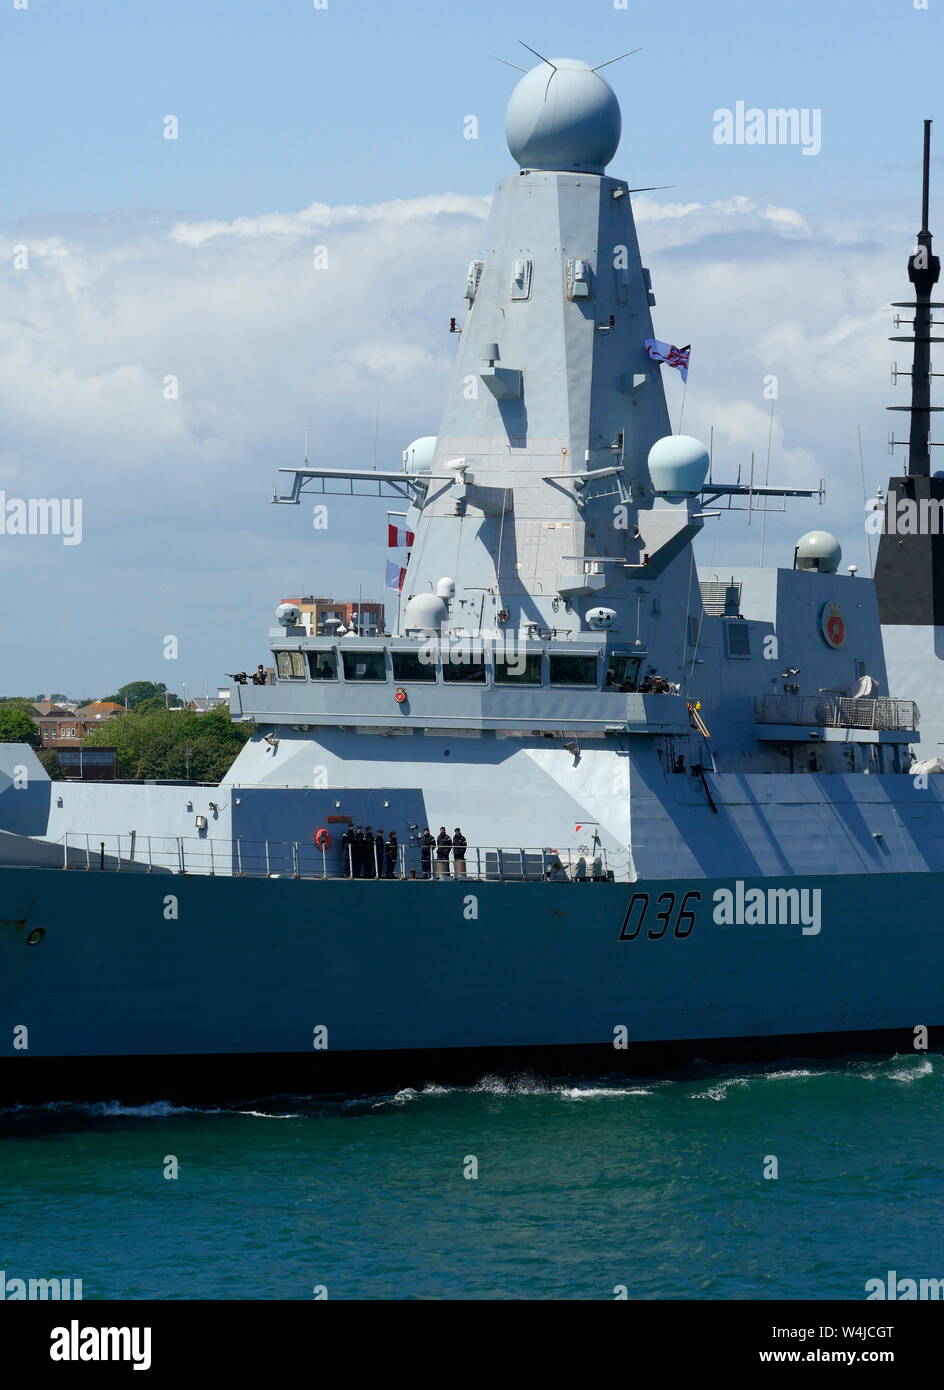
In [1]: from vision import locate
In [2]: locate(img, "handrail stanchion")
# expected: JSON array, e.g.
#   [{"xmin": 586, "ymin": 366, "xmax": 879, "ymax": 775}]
[
  {"xmin": 265, "ymin": 840, "xmax": 271, "ymax": 877},
  {"xmin": 147, "ymin": 836, "xmax": 153, "ymax": 873},
  {"xmin": 320, "ymin": 842, "xmax": 326, "ymax": 879}
]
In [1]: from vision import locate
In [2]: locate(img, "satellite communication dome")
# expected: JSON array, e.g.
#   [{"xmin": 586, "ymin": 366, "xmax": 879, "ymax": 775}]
[
  {"xmin": 275, "ymin": 603, "xmax": 301, "ymax": 627},
  {"xmin": 647, "ymin": 435, "xmax": 711, "ymax": 497},
  {"xmin": 506, "ymin": 58, "xmax": 621, "ymax": 173},
  {"xmin": 403, "ymin": 593, "xmax": 448, "ymax": 634},
  {"xmin": 796, "ymin": 531, "xmax": 842, "ymax": 573},
  {"xmin": 402, "ymin": 437, "xmax": 437, "ymax": 475}
]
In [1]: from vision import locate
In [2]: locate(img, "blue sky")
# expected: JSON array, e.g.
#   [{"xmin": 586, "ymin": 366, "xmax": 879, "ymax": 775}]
[
  {"xmin": 3, "ymin": 0, "xmax": 939, "ymax": 219},
  {"xmin": 0, "ymin": 0, "xmax": 942, "ymax": 695}
]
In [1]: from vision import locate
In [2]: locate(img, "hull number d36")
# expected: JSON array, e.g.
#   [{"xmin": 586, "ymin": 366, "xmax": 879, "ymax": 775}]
[{"xmin": 618, "ymin": 890, "xmax": 702, "ymax": 941}]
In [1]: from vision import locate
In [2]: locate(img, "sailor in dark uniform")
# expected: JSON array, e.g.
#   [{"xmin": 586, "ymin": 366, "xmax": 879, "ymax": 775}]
[
  {"xmin": 374, "ymin": 828, "xmax": 385, "ymax": 878},
  {"xmin": 352, "ymin": 826, "xmax": 365, "ymax": 878},
  {"xmin": 420, "ymin": 827, "xmax": 434, "ymax": 878},
  {"xmin": 385, "ymin": 831, "xmax": 399, "ymax": 879},
  {"xmin": 363, "ymin": 826, "xmax": 376, "ymax": 878},
  {"xmin": 452, "ymin": 827, "xmax": 467, "ymax": 877},
  {"xmin": 436, "ymin": 827, "xmax": 452, "ymax": 877},
  {"xmin": 340, "ymin": 825, "xmax": 355, "ymax": 878}
]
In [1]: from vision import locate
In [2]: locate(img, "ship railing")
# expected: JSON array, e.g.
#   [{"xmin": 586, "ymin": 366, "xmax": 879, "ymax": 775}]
[
  {"xmin": 753, "ymin": 694, "xmax": 919, "ymax": 731},
  {"xmin": 57, "ymin": 833, "xmax": 627, "ymax": 882}
]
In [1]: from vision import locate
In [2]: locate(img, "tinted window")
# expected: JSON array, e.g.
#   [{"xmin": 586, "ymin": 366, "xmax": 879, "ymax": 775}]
[
  {"xmin": 604, "ymin": 654, "xmax": 642, "ymax": 691},
  {"xmin": 442, "ymin": 661, "xmax": 487, "ymax": 684},
  {"xmin": 276, "ymin": 651, "xmax": 306, "ymax": 679},
  {"xmin": 392, "ymin": 651, "xmax": 436, "ymax": 682},
  {"xmin": 494, "ymin": 653, "xmax": 542, "ymax": 685},
  {"xmin": 308, "ymin": 650, "xmax": 338, "ymax": 680},
  {"xmin": 342, "ymin": 650, "xmax": 387, "ymax": 681},
  {"xmin": 549, "ymin": 655, "xmax": 597, "ymax": 686}
]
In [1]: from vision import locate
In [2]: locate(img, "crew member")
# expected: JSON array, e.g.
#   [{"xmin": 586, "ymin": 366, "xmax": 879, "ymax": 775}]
[
  {"xmin": 452, "ymin": 827, "xmax": 467, "ymax": 877},
  {"xmin": 252, "ymin": 664, "xmax": 268, "ymax": 686},
  {"xmin": 385, "ymin": 830, "xmax": 399, "ymax": 879},
  {"xmin": 352, "ymin": 826, "xmax": 365, "ymax": 878},
  {"xmin": 363, "ymin": 825, "xmax": 376, "ymax": 878},
  {"xmin": 435, "ymin": 827, "xmax": 452, "ymax": 878},
  {"xmin": 374, "ymin": 828, "xmax": 385, "ymax": 877},
  {"xmin": 420, "ymin": 827, "xmax": 435, "ymax": 879},
  {"xmin": 341, "ymin": 825, "xmax": 355, "ymax": 878}
]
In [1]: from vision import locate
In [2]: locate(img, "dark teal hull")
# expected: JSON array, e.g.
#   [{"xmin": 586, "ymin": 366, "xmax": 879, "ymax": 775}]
[{"xmin": 1, "ymin": 865, "xmax": 941, "ymax": 1102}]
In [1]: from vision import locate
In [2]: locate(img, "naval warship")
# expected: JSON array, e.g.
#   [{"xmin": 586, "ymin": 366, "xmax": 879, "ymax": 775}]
[{"xmin": 2, "ymin": 59, "xmax": 943, "ymax": 1102}]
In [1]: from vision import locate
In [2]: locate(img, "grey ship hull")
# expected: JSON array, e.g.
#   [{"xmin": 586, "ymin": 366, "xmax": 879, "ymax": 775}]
[{"xmin": 2, "ymin": 863, "xmax": 940, "ymax": 1104}]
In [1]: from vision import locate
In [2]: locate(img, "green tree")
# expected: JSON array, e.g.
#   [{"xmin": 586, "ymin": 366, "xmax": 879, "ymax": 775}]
[
  {"xmin": 0, "ymin": 708, "xmax": 38, "ymax": 744},
  {"xmin": 37, "ymin": 749, "xmax": 65, "ymax": 779},
  {"xmin": 103, "ymin": 680, "xmax": 168, "ymax": 711},
  {"xmin": 84, "ymin": 705, "xmax": 249, "ymax": 781}
]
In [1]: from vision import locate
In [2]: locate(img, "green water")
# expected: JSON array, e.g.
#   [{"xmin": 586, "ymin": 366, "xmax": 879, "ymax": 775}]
[{"xmin": 1, "ymin": 1055, "xmax": 941, "ymax": 1300}]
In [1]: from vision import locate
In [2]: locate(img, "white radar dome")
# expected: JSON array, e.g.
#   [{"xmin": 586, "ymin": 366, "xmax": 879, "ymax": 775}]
[
  {"xmin": 647, "ymin": 435, "xmax": 711, "ymax": 497},
  {"xmin": 402, "ymin": 436, "xmax": 437, "ymax": 475},
  {"xmin": 403, "ymin": 593, "xmax": 448, "ymax": 634},
  {"xmin": 506, "ymin": 58, "xmax": 621, "ymax": 173},
  {"xmin": 796, "ymin": 531, "xmax": 842, "ymax": 574}
]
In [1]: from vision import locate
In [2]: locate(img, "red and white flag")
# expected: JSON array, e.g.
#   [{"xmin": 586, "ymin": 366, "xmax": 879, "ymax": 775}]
[
  {"xmin": 644, "ymin": 338, "xmax": 691, "ymax": 382},
  {"xmin": 387, "ymin": 524, "xmax": 415, "ymax": 548},
  {"xmin": 385, "ymin": 560, "xmax": 407, "ymax": 591}
]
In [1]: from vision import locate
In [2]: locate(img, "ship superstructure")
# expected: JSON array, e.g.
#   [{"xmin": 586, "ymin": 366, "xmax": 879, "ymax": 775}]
[{"xmin": 1, "ymin": 61, "xmax": 942, "ymax": 1101}]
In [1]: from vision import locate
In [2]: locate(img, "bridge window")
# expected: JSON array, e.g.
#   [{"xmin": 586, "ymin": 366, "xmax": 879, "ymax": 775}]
[
  {"xmin": 308, "ymin": 650, "xmax": 338, "ymax": 680},
  {"xmin": 724, "ymin": 620, "xmax": 751, "ymax": 659},
  {"xmin": 549, "ymin": 654, "xmax": 598, "ymax": 685},
  {"xmin": 342, "ymin": 650, "xmax": 387, "ymax": 681},
  {"xmin": 442, "ymin": 660, "xmax": 487, "ymax": 684},
  {"xmin": 494, "ymin": 653, "xmax": 542, "ymax": 685},
  {"xmin": 605, "ymin": 653, "xmax": 643, "ymax": 690},
  {"xmin": 276, "ymin": 651, "xmax": 306, "ymax": 679},
  {"xmin": 392, "ymin": 651, "xmax": 436, "ymax": 682}
]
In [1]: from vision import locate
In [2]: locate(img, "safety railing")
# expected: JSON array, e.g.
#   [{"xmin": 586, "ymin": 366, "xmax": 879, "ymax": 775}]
[
  {"xmin": 754, "ymin": 694, "xmax": 919, "ymax": 731},
  {"xmin": 58, "ymin": 832, "xmax": 627, "ymax": 882}
]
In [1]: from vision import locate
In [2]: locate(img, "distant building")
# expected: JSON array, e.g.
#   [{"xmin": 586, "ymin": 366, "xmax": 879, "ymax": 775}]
[
  {"xmin": 75, "ymin": 701, "xmax": 125, "ymax": 719},
  {"xmin": 33, "ymin": 700, "xmax": 124, "ymax": 749},
  {"xmin": 282, "ymin": 595, "xmax": 385, "ymax": 637}
]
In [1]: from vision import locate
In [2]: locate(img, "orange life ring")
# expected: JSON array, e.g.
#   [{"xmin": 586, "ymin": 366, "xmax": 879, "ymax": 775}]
[{"xmin": 313, "ymin": 828, "xmax": 332, "ymax": 849}]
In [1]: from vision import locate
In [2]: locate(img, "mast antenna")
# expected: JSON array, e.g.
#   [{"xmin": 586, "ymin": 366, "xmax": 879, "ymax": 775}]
[
  {"xmin": 592, "ymin": 49, "xmax": 642, "ymax": 72},
  {"xmin": 518, "ymin": 41, "xmax": 556, "ymax": 69},
  {"xmin": 886, "ymin": 118, "xmax": 943, "ymax": 476}
]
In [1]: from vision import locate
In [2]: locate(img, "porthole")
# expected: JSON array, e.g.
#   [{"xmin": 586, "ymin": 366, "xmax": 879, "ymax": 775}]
[{"xmin": 26, "ymin": 928, "xmax": 45, "ymax": 946}]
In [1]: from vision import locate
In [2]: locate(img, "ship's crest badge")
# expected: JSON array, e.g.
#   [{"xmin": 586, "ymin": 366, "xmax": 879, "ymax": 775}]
[{"xmin": 820, "ymin": 601, "xmax": 845, "ymax": 648}]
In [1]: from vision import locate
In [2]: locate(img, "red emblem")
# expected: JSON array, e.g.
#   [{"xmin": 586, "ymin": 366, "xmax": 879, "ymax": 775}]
[{"xmin": 820, "ymin": 602, "xmax": 845, "ymax": 649}]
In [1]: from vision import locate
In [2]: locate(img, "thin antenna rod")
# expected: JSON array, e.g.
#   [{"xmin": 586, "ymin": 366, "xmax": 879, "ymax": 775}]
[
  {"xmin": 922, "ymin": 118, "xmax": 932, "ymax": 233},
  {"xmin": 518, "ymin": 41, "xmax": 556, "ymax": 69},
  {"xmin": 592, "ymin": 49, "xmax": 642, "ymax": 72},
  {"xmin": 489, "ymin": 54, "xmax": 527, "ymax": 73},
  {"xmin": 857, "ymin": 426, "xmax": 874, "ymax": 577}
]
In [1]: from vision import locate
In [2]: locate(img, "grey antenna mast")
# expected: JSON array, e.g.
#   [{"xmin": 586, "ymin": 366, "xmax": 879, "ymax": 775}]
[
  {"xmin": 489, "ymin": 55, "xmax": 527, "ymax": 73},
  {"xmin": 888, "ymin": 119, "xmax": 944, "ymax": 475},
  {"xmin": 592, "ymin": 49, "xmax": 642, "ymax": 71}
]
